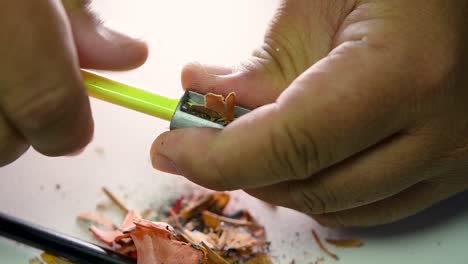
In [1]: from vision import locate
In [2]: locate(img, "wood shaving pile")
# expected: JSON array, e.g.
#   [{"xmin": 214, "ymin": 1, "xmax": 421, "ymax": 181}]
[
  {"xmin": 30, "ymin": 187, "xmax": 364, "ymax": 264},
  {"xmin": 80, "ymin": 191, "xmax": 272, "ymax": 264}
]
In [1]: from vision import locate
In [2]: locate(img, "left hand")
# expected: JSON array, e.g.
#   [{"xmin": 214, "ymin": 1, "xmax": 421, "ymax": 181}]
[
  {"xmin": 0, "ymin": 0, "xmax": 147, "ymax": 166},
  {"xmin": 150, "ymin": 0, "xmax": 468, "ymax": 227}
]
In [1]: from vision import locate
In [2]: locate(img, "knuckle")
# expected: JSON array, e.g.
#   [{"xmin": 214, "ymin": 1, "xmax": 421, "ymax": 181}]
[
  {"xmin": 202, "ymin": 151, "xmax": 236, "ymax": 191},
  {"xmin": 291, "ymin": 183, "xmax": 327, "ymax": 214},
  {"xmin": 248, "ymin": 32, "xmax": 304, "ymax": 89},
  {"xmin": 289, "ymin": 174, "xmax": 345, "ymax": 215},
  {"xmin": 269, "ymin": 117, "xmax": 326, "ymax": 181},
  {"xmin": 266, "ymin": 125, "xmax": 295, "ymax": 181}
]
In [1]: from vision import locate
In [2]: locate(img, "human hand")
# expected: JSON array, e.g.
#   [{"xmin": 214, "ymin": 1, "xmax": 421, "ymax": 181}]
[
  {"xmin": 151, "ymin": 0, "xmax": 468, "ymax": 226},
  {"xmin": 0, "ymin": 0, "xmax": 147, "ymax": 166}
]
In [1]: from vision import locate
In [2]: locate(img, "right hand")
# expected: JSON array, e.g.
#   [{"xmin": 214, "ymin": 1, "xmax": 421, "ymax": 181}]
[
  {"xmin": 0, "ymin": 0, "xmax": 148, "ymax": 167},
  {"xmin": 152, "ymin": 0, "xmax": 468, "ymax": 227}
]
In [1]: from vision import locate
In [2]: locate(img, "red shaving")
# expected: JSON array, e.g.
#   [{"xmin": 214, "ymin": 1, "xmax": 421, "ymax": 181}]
[{"xmin": 170, "ymin": 196, "xmax": 185, "ymax": 214}]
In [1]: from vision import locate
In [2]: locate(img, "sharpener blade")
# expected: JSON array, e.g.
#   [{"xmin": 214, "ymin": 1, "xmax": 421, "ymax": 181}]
[{"xmin": 170, "ymin": 91, "xmax": 250, "ymax": 130}]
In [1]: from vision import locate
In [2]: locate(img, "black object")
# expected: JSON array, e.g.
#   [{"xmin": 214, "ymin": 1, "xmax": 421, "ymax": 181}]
[{"xmin": 0, "ymin": 211, "xmax": 136, "ymax": 264}]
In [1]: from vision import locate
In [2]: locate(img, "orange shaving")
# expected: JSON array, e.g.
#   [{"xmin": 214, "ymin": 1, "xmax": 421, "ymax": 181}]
[
  {"xmin": 191, "ymin": 92, "xmax": 236, "ymax": 123},
  {"xmin": 89, "ymin": 226, "xmax": 124, "ymax": 246},
  {"xmin": 311, "ymin": 229, "xmax": 338, "ymax": 261},
  {"xmin": 325, "ymin": 238, "xmax": 363, "ymax": 248},
  {"xmin": 83, "ymin": 191, "xmax": 271, "ymax": 263},
  {"xmin": 119, "ymin": 210, "xmax": 141, "ymax": 231},
  {"xmin": 88, "ymin": 210, "xmax": 140, "ymax": 246},
  {"xmin": 130, "ymin": 219, "xmax": 204, "ymax": 264}
]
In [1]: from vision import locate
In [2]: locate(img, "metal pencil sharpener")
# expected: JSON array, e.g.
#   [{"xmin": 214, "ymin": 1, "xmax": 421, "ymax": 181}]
[{"xmin": 169, "ymin": 91, "xmax": 250, "ymax": 130}]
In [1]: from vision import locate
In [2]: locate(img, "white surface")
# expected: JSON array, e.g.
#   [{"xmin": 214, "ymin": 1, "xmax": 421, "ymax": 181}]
[{"xmin": 1, "ymin": 1, "xmax": 468, "ymax": 263}]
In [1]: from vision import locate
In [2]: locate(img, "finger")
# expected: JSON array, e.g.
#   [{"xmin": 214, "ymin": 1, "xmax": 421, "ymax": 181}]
[
  {"xmin": 180, "ymin": 0, "xmax": 352, "ymax": 108},
  {"xmin": 0, "ymin": 0, "xmax": 93, "ymax": 156},
  {"xmin": 184, "ymin": 63, "xmax": 234, "ymax": 76},
  {"xmin": 181, "ymin": 62, "xmax": 284, "ymax": 109},
  {"xmin": 245, "ymin": 131, "xmax": 436, "ymax": 214},
  {"xmin": 152, "ymin": 36, "xmax": 415, "ymax": 190},
  {"xmin": 0, "ymin": 112, "xmax": 29, "ymax": 167},
  {"xmin": 311, "ymin": 181, "xmax": 466, "ymax": 227},
  {"xmin": 62, "ymin": 0, "xmax": 148, "ymax": 70}
]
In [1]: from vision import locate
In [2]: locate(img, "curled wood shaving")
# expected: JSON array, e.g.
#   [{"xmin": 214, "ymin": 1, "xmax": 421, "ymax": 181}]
[
  {"xmin": 190, "ymin": 92, "xmax": 236, "ymax": 123},
  {"xmin": 89, "ymin": 226, "xmax": 124, "ymax": 246},
  {"xmin": 325, "ymin": 238, "xmax": 363, "ymax": 248},
  {"xmin": 129, "ymin": 219, "xmax": 204, "ymax": 264},
  {"xmin": 88, "ymin": 210, "xmax": 140, "ymax": 246},
  {"xmin": 119, "ymin": 210, "xmax": 141, "ymax": 231},
  {"xmin": 311, "ymin": 229, "xmax": 338, "ymax": 261},
  {"xmin": 84, "ymin": 191, "xmax": 271, "ymax": 263}
]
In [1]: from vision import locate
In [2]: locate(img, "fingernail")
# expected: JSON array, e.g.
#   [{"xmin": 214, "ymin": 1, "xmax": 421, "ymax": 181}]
[{"xmin": 152, "ymin": 154, "xmax": 180, "ymax": 175}]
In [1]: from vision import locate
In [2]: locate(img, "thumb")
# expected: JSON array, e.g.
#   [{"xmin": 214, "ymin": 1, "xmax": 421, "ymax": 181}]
[
  {"xmin": 180, "ymin": 59, "xmax": 287, "ymax": 109},
  {"xmin": 152, "ymin": 40, "xmax": 413, "ymax": 192},
  {"xmin": 63, "ymin": 1, "xmax": 148, "ymax": 70},
  {"xmin": 151, "ymin": 104, "xmax": 289, "ymax": 190},
  {"xmin": 166, "ymin": 54, "xmax": 308, "ymax": 189}
]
